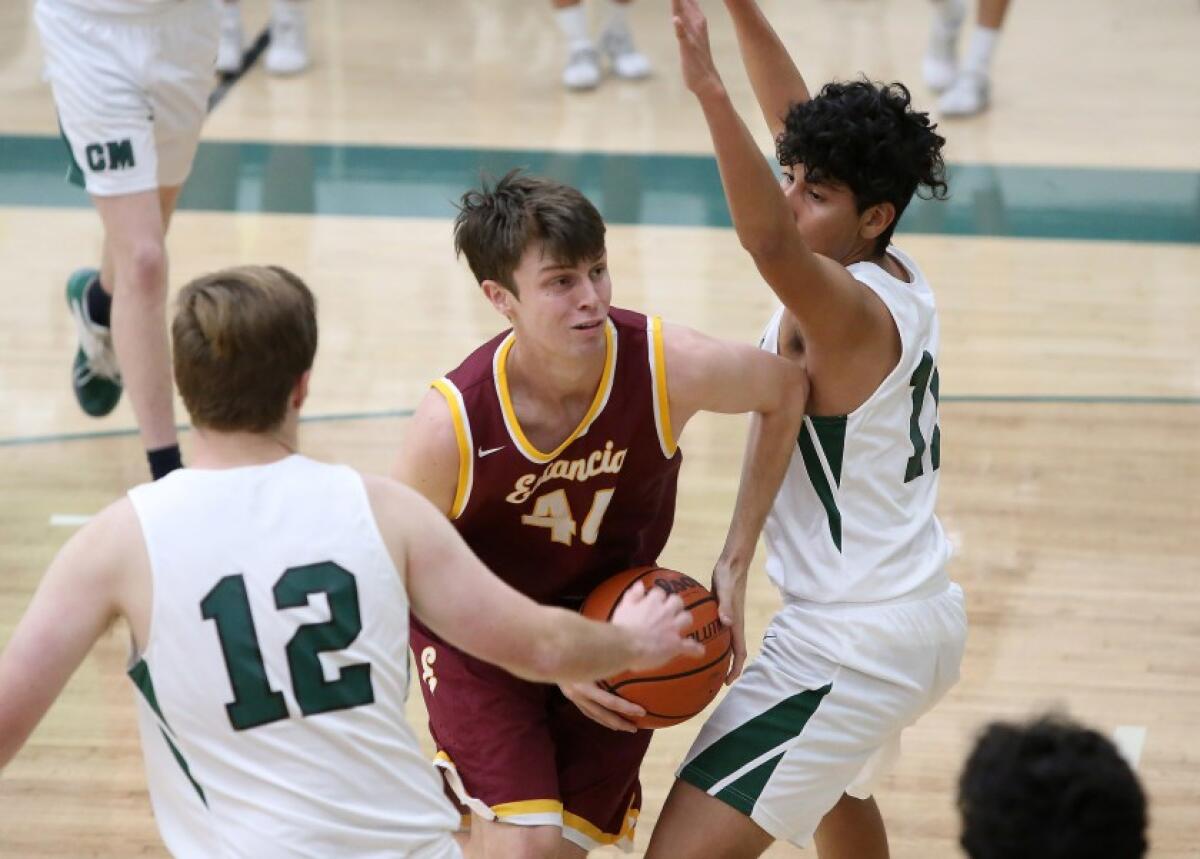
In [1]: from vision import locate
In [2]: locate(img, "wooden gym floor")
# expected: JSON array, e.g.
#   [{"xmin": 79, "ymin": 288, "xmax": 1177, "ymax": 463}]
[{"xmin": 0, "ymin": 0, "xmax": 1197, "ymax": 855}]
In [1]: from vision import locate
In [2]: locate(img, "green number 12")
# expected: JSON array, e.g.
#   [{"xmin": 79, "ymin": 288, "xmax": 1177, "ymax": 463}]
[{"xmin": 200, "ymin": 561, "xmax": 375, "ymax": 731}]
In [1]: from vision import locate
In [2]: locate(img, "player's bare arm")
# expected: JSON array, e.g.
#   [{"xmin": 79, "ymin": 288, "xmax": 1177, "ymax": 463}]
[
  {"xmin": 0, "ymin": 500, "xmax": 148, "ymax": 768},
  {"xmin": 672, "ymin": 0, "xmax": 896, "ymax": 392},
  {"xmin": 722, "ymin": 0, "xmax": 811, "ymax": 137},
  {"xmin": 391, "ymin": 386, "xmax": 460, "ymax": 516},
  {"xmin": 365, "ymin": 476, "xmax": 702, "ymax": 686},
  {"xmin": 662, "ymin": 322, "xmax": 807, "ymax": 682}
]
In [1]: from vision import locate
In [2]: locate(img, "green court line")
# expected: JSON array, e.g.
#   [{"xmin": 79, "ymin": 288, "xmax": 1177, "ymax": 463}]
[
  {"xmin": 1, "ymin": 135, "xmax": 1197, "ymax": 243},
  {"xmin": 1, "ymin": 396, "xmax": 1193, "ymax": 449},
  {"xmin": 0, "ymin": 408, "xmax": 415, "ymax": 448}
]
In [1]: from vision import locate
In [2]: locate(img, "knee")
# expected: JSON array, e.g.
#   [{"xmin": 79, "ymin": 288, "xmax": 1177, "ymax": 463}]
[{"xmin": 116, "ymin": 240, "xmax": 168, "ymax": 296}]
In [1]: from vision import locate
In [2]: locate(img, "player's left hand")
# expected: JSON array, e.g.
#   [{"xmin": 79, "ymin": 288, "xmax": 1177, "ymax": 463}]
[
  {"xmin": 672, "ymin": 0, "xmax": 724, "ymax": 98},
  {"xmin": 711, "ymin": 560, "xmax": 748, "ymax": 684}
]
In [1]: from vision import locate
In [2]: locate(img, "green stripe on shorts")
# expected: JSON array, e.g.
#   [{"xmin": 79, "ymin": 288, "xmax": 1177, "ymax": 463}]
[
  {"xmin": 56, "ymin": 120, "xmax": 85, "ymax": 189},
  {"xmin": 680, "ymin": 683, "xmax": 832, "ymax": 810}
]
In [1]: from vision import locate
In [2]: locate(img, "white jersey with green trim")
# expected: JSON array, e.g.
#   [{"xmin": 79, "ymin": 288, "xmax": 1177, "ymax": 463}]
[
  {"xmin": 760, "ymin": 246, "xmax": 952, "ymax": 605},
  {"xmin": 126, "ymin": 456, "xmax": 459, "ymax": 859}
]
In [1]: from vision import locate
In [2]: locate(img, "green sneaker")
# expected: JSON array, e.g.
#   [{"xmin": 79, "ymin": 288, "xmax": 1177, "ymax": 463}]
[{"xmin": 65, "ymin": 267, "xmax": 123, "ymax": 417}]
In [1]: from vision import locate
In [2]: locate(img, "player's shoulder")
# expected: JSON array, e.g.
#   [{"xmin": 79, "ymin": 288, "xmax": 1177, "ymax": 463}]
[
  {"xmin": 361, "ymin": 473, "xmax": 440, "ymax": 524},
  {"xmin": 442, "ymin": 326, "xmax": 512, "ymax": 391}
]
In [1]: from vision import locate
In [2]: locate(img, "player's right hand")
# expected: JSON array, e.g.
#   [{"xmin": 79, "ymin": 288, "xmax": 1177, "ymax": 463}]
[
  {"xmin": 560, "ymin": 681, "xmax": 645, "ymax": 733},
  {"xmin": 611, "ymin": 581, "xmax": 704, "ymax": 671}
]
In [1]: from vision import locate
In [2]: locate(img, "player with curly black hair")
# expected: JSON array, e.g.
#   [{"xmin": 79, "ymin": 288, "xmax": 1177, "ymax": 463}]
[
  {"xmin": 647, "ymin": 1, "xmax": 966, "ymax": 857},
  {"xmin": 959, "ymin": 715, "xmax": 1148, "ymax": 859}
]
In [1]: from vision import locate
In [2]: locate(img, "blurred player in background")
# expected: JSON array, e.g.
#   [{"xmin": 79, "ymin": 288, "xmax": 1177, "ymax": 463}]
[
  {"xmin": 216, "ymin": 0, "xmax": 310, "ymax": 76},
  {"xmin": 925, "ymin": 0, "xmax": 1012, "ymax": 117},
  {"xmin": 34, "ymin": 0, "xmax": 219, "ymax": 480},
  {"xmin": 959, "ymin": 714, "xmax": 1148, "ymax": 859},
  {"xmin": 552, "ymin": 0, "xmax": 652, "ymax": 90}
]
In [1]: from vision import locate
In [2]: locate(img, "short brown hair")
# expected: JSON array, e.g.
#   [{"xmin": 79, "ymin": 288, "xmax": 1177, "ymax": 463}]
[
  {"xmin": 453, "ymin": 170, "xmax": 606, "ymax": 294},
  {"xmin": 172, "ymin": 265, "xmax": 317, "ymax": 432}
]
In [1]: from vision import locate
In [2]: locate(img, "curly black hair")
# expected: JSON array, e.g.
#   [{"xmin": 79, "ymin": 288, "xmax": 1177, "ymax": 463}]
[
  {"xmin": 777, "ymin": 80, "xmax": 948, "ymax": 254},
  {"xmin": 958, "ymin": 715, "xmax": 1148, "ymax": 859}
]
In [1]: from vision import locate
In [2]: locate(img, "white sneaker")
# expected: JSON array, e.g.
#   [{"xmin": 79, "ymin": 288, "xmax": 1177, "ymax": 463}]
[
  {"xmin": 562, "ymin": 45, "xmax": 601, "ymax": 91},
  {"xmin": 939, "ymin": 72, "xmax": 990, "ymax": 117},
  {"xmin": 922, "ymin": 51, "xmax": 957, "ymax": 93},
  {"xmin": 600, "ymin": 27, "xmax": 651, "ymax": 80},
  {"xmin": 216, "ymin": 4, "xmax": 244, "ymax": 75},
  {"xmin": 266, "ymin": 3, "xmax": 309, "ymax": 76},
  {"xmin": 923, "ymin": 0, "xmax": 964, "ymax": 92}
]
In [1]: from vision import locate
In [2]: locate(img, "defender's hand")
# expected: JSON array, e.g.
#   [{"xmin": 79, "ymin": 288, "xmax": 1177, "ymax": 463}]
[
  {"xmin": 712, "ymin": 561, "xmax": 749, "ymax": 684},
  {"xmin": 672, "ymin": 0, "xmax": 725, "ymax": 98},
  {"xmin": 611, "ymin": 581, "xmax": 704, "ymax": 671},
  {"xmin": 560, "ymin": 681, "xmax": 645, "ymax": 733}
]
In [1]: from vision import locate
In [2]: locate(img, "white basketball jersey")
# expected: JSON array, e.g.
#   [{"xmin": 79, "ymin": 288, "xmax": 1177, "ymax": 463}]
[
  {"xmin": 126, "ymin": 456, "xmax": 459, "ymax": 858},
  {"xmin": 761, "ymin": 246, "xmax": 952, "ymax": 605}
]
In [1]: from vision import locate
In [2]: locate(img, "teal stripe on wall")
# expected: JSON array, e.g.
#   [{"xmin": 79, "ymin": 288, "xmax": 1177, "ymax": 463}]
[{"xmin": 1, "ymin": 135, "xmax": 1197, "ymax": 243}]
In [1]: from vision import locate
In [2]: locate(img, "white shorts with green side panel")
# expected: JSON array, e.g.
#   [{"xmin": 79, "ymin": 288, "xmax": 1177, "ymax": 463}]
[{"xmin": 678, "ymin": 582, "xmax": 966, "ymax": 847}]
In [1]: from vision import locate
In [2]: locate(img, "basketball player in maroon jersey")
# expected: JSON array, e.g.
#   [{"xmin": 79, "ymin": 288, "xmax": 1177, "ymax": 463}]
[{"xmin": 394, "ymin": 171, "xmax": 807, "ymax": 859}]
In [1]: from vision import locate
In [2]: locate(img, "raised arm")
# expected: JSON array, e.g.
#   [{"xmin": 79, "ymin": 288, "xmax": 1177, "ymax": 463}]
[
  {"xmin": 672, "ymin": 0, "xmax": 887, "ymax": 373},
  {"xmin": 662, "ymin": 322, "xmax": 807, "ymax": 681},
  {"xmin": 0, "ymin": 500, "xmax": 144, "ymax": 768},
  {"xmin": 722, "ymin": 0, "xmax": 811, "ymax": 138},
  {"xmin": 364, "ymin": 477, "xmax": 701, "ymax": 685}
]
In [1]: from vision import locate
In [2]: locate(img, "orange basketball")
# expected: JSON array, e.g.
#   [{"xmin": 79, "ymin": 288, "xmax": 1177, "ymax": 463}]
[{"xmin": 581, "ymin": 565, "xmax": 731, "ymax": 729}]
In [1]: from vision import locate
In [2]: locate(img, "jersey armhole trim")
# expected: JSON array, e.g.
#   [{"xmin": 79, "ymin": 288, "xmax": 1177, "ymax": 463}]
[
  {"xmin": 647, "ymin": 316, "xmax": 677, "ymax": 457},
  {"xmin": 431, "ymin": 379, "xmax": 473, "ymax": 519}
]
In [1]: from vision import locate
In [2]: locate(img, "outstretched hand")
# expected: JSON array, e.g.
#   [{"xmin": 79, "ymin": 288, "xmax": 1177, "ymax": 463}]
[{"xmin": 671, "ymin": 0, "xmax": 724, "ymax": 98}]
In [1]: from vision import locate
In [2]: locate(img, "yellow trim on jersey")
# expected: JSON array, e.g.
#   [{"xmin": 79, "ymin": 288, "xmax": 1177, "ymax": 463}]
[
  {"xmin": 495, "ymin": 319, "xmax": 616, "ymax": 464},
  {"xmin": 650, "ymin": 316, "xmax": 677, "ymax": 456},
  {"xmin": 492, "ymin": 799, "xmax": 565, "ymax": 819},
  {"xmin": 431, "ymin": 379, "xmax": 472, "ymax": 519},
  {"xmin": 434, "ymin": 750, "xmax": 453, "ymax": 764},
  {"xmin": 562, "ymin": 805, "xmax": 640, "ymax": 846}
]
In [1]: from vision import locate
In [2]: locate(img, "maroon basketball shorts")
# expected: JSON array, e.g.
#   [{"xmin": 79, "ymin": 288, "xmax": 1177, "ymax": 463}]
[{"xmin": 410, "ymin": 622, "xmax": 653, "ymax": 852}]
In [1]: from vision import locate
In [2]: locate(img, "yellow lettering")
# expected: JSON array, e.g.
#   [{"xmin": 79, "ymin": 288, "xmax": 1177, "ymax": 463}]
[
  {"xmin": 609, "ymin": 449, "xmax": 626, "ymax": 471},
  {"xmin": 587, "ymin": 450, "xmax": 603, "ymax": 479}
]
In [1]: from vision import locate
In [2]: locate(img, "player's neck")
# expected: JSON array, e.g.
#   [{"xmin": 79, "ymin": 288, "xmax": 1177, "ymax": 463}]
[
  {"xmin": 190, "ymin": 421, "xmax": 300, "ymax": 470},
  {"xmin": 506, "ymin": 337, "xmax": 606, "ymax": 408}
]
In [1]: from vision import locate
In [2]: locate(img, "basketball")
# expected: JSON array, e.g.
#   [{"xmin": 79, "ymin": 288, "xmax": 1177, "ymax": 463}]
[{"xmin": 581, "ymin": 565, "xmax": 732, "ymax": 729}]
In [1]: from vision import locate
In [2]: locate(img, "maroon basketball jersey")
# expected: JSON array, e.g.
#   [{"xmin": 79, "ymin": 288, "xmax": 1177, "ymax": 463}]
[{"xmin": 429, "ymin": 307, "xmax": 682, "ymax": 607}]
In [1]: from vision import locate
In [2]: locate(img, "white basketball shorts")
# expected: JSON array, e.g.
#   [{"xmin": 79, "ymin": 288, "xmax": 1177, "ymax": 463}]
[
  {"xmin": 35, "ymin": 0, "xmax": 218, "ymax": 196},
  {"xmin": 678, "ymin": 582, "xmax": 967, "ymax": 847}
]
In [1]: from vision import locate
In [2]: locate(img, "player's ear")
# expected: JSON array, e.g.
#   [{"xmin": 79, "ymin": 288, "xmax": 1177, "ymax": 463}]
[
  {"xmin": 292, "ymin": 370, "xmax": 311, "ymax": 410},
  {"xmin": 859, "ymin": 201, "xmax": 895, "ymax": 242},
  {"xmin": 482, "ymin": 279, "xmax": 518, "ymax": 321}
]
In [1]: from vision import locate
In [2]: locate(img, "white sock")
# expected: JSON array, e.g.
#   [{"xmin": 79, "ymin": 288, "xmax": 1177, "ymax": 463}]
[
  {"xmin": 926, "ymin": 0, "xmax": 964, "ymax": 52},
  {"xmin": 605, "ymin": 0, "xmax": 630, "ymax": 35},
  {"xmin": 555, "ymin": 4, "xmax": 592, "ymax": 51},
  {"xmin": 962, "ymin": 26, "xmax": 1000, "ymax": 78}
]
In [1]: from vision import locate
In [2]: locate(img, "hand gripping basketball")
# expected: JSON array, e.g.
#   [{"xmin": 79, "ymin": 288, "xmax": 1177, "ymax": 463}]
[
  {"xmin": 610, "ymin": 580, "xmax": 705, "ymax": 672},
  {"xmin": 584, "ymin": 566, "xmax": 734, "ymax": 729}
]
